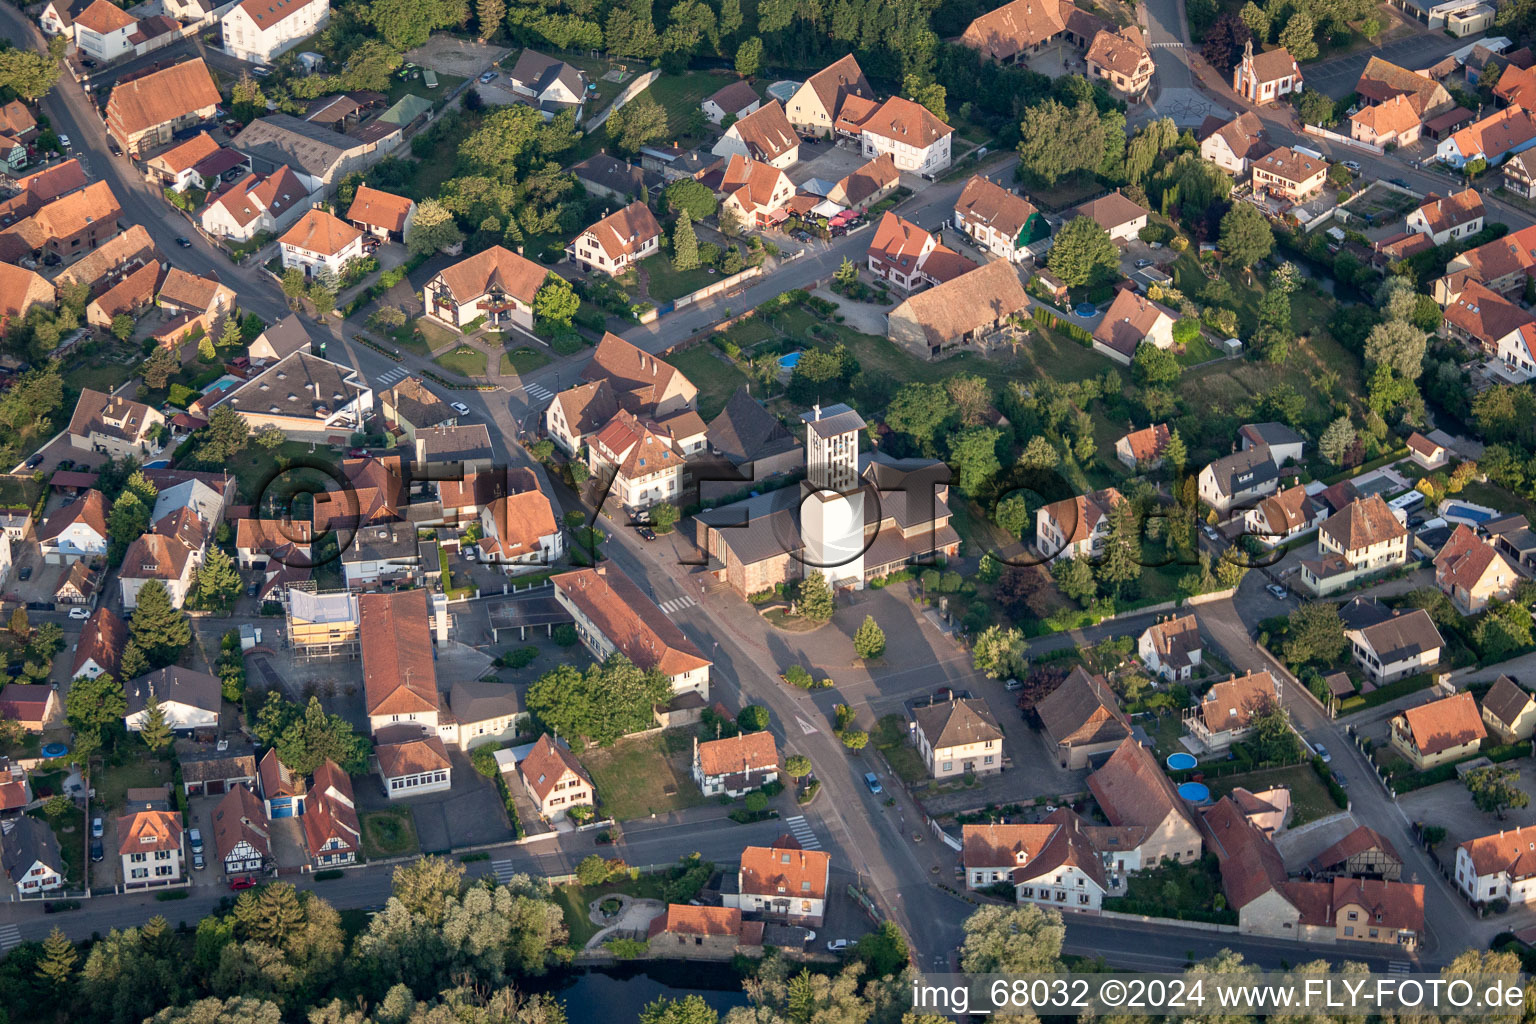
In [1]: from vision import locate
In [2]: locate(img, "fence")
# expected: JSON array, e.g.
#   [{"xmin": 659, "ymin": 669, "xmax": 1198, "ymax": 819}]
[
  {"xmin": 1302, "ymin": 124, "xmax": 1384, "ymax": 156},
  {"xmin": 584, "ymin": 69, "xmax": 661, "ymax": 135}
]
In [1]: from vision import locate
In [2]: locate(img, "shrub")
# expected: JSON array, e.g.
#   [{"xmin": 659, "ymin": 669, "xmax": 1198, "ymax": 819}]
[
  {"xmin": 744, "ymin": 791, "xmax": 768, "ymax": 813},
  {"xmin": 783, "ymin": 665, "xmax": 814, "ymax": 689},
  {"xmin": 313, "ymin": 869, "xmax": 344, "ymax": 881}
]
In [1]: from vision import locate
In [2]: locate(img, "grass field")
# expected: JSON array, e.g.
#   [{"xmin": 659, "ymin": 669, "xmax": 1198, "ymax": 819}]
[
  {"xmin": 416, "ymin": 318, "xmax": 459, "ymax": 352},
  {"xmin": 875, "ymin": 715, "xmax": 929, "ymax": 785},
  {"xmin": 434, "ymin": 346, "xmax": 489, "ymax": 379},
  {"xmin": 95, "ymin": 750, "xmax": 175, "ymax": 813},
  {"xmin": 663, "ymin": 346, "xmax": 748, "ymax": 419},
  {"xmin": 551, "ymin": 873, "xmax": 669, "ymax": 949},
  {"xmin": 180, "ymin": 439, "xmax": 338, "ymax": 505},
  {"xmin": 503, "ymin": 346, "xmax": 552, "ymax": 376},
  {"xmin": 30, "ymin": 803, "xmax": 84, "ymax": 888},
  {"xmin": 636, "ymin": 254, "xmax": 720, "ymax": 304},
  {"xmin": 361, "ymin": 808, "xmax": 419, "ymax": 859},
  {"xmin": 1208, "ymin": 763, "xmax": 1337, "ymax": 827},
  {"xmin": 0, "ymin": 476, "xmax": 41, "ymax": 508},
  {"xmin": 579, "ymin": 730, "xmax": 705, "ymax": 822}
]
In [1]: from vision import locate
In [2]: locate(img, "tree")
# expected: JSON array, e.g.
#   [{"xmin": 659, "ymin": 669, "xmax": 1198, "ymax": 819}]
[
  {"xmin": 108, "ymin": 490, "xmax": 151, "ymax": 563},
  {"xmin": 1465, "ymin": 764, "xmax": 1530, "ymax": 819},
  {"xmin": 1239, "ymin": 0, "xmax": 1270, "ymax": 39},
  {"xmin": 0, "ymin": 46, "xmax": 63, "ymax": 102},
  {"xmin": 1296, "ymin": 88, "xmax": 1338, "ymax": 127},
  {"xmin": 1096, "ymin": 498, "xmax": 1141, "ymax": 595},
  {"xmin": 734, "ymin": 36, "xmax": 762, "ymax": 77},
  {"xmin": 197, "ymin": 548, "xmax": 243, "ymax": 610},
  {"xmin": 110, "ymin": 313, "xmax": 135, "ymax": 341},
  {"xmin": 664, "ymin": 178, "xmax": 717, "ymax": 220},
  {"xmin": 994, "ymin": 493, "xmax": 1030, "ymax": 538},
  {"xmin": 796, "ymin": 571, "xmax": 835, "ymax": 622},
  {"xmin": 672, "ymin": 209, "xmax": 699, "ymax": 271},
  {"xmin": 130, "ymin": 581, "xmax": 193, "ymax": 668},
  {"xmin": 606, "ymin": 96, "xmax": 668, "ymax": 155},
  {"xmin": 1017, "ymin": 99, "xmax": 1106, "ymax": 187},
  {"xmin": 526, "ymin": 655, "xmax": 672, "ymax": 746},
  {"xmin": 406, "ymin": 199, "xmax": 464, "ymax": 256},
  {"xmin": 1283, "ymin": 601, "xmax": 1347, "ymax": 667},
  {"xmin": 640, "ymin": 995, "xmax": 717, "ymax": 1024},
  {"xmin": 138, "ymin": 694, "xmax": 172, "ymax": 752},
  {"xmin": 1047, "ymin": 215, "xmax": 1119, "ymax": 287},
  {"xmin": 736, "ymin": 705, "xmax": 769, "ymax": 732},
  {"xmin": 280, "ymin": 268, "xmax": 308, "ymax": 307},
  {"xmin": 1219, "ymin": 203, "xmax": 1274, "ymax": 269},
  {"xmin": 856, "ymin": 919, "xmax": 910, "ymax": 978},
  {"xmin": 37, "ymin": 927, "xmax": 78, "ymax": 987},
  {"xmin": 1318, "ymin": 416, "xmax": 1356, "ymax": 466},
  {"xmin": 885, "ymin": 382, "xmax": 955, "ymax": 452},
  {"xmin": 1017, "ymin": 435, "xmax": 1059, "ymax": 471},
  {"xmin": 1476, "ymin": 601, "xmax": 1533, "ymax": 661},
  {"xmin": 650, "ymin": 502, "xmax": 680, "ymax": 535},
  {"xmin": 946, "ymin": 374, "xmax": 990, "ymax": 426},
  {"xmin": 1133, "ymin": 343, "xmax": 1180, "ymax": 385},
  {"xmin": 1364, "ymin": 318, "xmax": 1427, "ymax": 380},
  {"xmin": 1164, "ymin": 428, "xmax": 1188, "ymax": 473},
  {"xmin": 902, "ymin": 73, "xmax": 948, "ymax": 121},
  {"xmin": 7, "ymin": 606, "xmax": 25, "ymax": 640},
  {"xmin": 253, "ymin": 694, "xmax": 371, "ymax": 776},
  {"xmin": 784, "ymin": 754, "xmax": 812, "ymax": 779},
  {"xmin": 533, "ymin": 274, "xmax": 579, "ymax": 328},
  {"xmin": 1278, "ymin": 11, "xmax": 1318, "ymax": 60},
  {"xmin": 361, "ymin": 0, "xmax": 466, "ymax": 49},
  {"xmin": 959, "ymin": 904, "xmax": 1065, "ymax": 974},
  {"xmin": 840, "ymin": 729, "xmax": 867, "ymax": 750},
  {"xmin": 1248, "ymin": 698, "xmax": 1300, "ymax": 762},
  {"xmin": 948, "ymin": 426, "xmax": 1001, "ymax": 496},
  {"xmin": 390, "ymin": 856, "xmax": 466, "ymax": 924},
  {"xmin": 1052, "ymin": 555, "xmax": 1098, "ymax": 605},
  {"xmin": 1200, "ymin": 12, "xmax": 1251, "ymax": 73},
  {"xmin": 853, "ymin": 615, "xmax": 886, "ymax": 659},
  {"xmin": 142, "ymin": 346, "xmax": 178, "ymax": 389},
  {"xmin": 66, "ymin": 672, "xmax": 126, "ymax": 740},
  {"xmin": 833, "ymin": 257, "xmax": 859, "ymax": 290},
  {"xmin": 972, "ymin": 625, "xmax": 1024, "ymax": 679},
  {"xmin": 254, "ymin": 425, "xmax": 285, "ymax": 450},
  {"xmin": 201, "ymin": 405, "xmax": 250, "ymax": 462},
  {"xmin": 475, "ymin": 0, "xmax": 503, "ymax": 36},
  {"xmin": 198, "ymin": 333, "xmax": 218, "ymax": 361}
]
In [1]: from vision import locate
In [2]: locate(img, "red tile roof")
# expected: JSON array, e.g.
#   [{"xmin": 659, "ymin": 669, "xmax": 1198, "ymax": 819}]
[
  {"xmin": 346, "ymin": 185, "xmax": 414, "ymax": 234},
  {"xmin": 740, "ymin": 842, "xmax": 830, "ymax": 900},
  {"xmin": 375, "ymin": 735, "xmax": 450, "ymax": 777},
  {"xmin": 859, "ymin": 96, "xmax": 952, "ymax": 149},
  {"xmin": 279, "ymin": 209, "xmax": 361, "ymax": 257},
  {"xmin": 116, "ymin": 808, "xmax": 181, "ymax": 857},
  {"xmin": 696, "ymin": 731, "xmax": 778, "ymax": 777},
  {"xmin": 359, "ymin": 590, "xmax": 440, "ymax": 717},
  {"xmin": 553, "ymin": 566, "xmax": 711, "ymax": 678},
  {"xmin": 579, "ymin": 201, "xmax": 662, "ymax": 262},
  {"xmin": 1460, "ymin": 823, "xmax": 1536, "ymax": 880},
  {"xmin": 519, "ymin": 734, "xmax": 591, "ymax": 802},
  {"xmin": 1397, "ymin": 691, "xmax": 1486, "ymax": 756},
  {"xmin": 107, "ymin": 59, "xmax": 221, "ymax": 137}
]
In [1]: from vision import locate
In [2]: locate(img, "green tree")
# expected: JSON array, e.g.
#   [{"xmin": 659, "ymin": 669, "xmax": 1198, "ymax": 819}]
[
  {"xmin": 37, "ymin": 927, "xmax": 78, "ymax": 987},
  {"xmin": 534, "ymin": 274, "xmax": 579, "ymax": 328},
  {"xmin": 1239, "ymin": 0, "xmax": 1270, "ymax": 39},
  {"xmin": 650, "ymin": 503, "xmax": 679, "ymax": 534},
  {"xmin": 253, "ymin": 694, "xmax": 370, "ymax": 775},
  {"xmin": 840, "ymin": 729, "xmax": 868, "ymax": 750},
  {"xmin": 198, "ymin": 334, "xmax": 217, "ymax": 361},
  {"xmin": 389, "ymin": 856, "xmax": 466, "ymax": 924},
  {"xmin": 856, "ymin": 920, "xmax": 910, "ymax": 978},
  {"xmin": 664, "ymin": 178, "xmax": 717, "ymax": 220},
  {"xmin": 526, "ymin": 655, "xmax": 672, "ymax": 746},
  {"xmin": 138, "ymin": 694, "xmax": 172, "ymax": 752},
  {"xmin": 108, "ymin": 490, "xmax": 151, "ymax": 563},
  {"xmin": 142, "ymin": 346, "xmax": 178, "ymax": 390},
  {"xmin": 640, "ymin": 995, "xmax": 718, "ymax": 1024},
  {"xmin": 200, "ymin": 405, "xmax": 250, "ymax": 462},
  {"xmin": 66, "ymin": 672, "xmax": 126, "ymax": 738},
  {"xmin": 406, "ymin": 199, "xmax": 464, "ymax": 256},
  {"xmin": 1476, "ymin": 601, "xmax": 1533, "ymax": 660},
  {"xmin": 1052, "ymin": 555, "xmax": 1097, "ymax": 605},
  {"xmin": 475, "ymin": 0, "xmax": 503, "ymax": 36},
  {"xmin": 948, "ymin": 426, "xmax": 1001, "ymax": 496},
  {"xmin": 784, "ymin": 754, "xmax": 812, "ymax": 779},
  {"xmin": 734, "ymin": 36, "xmax": 762, "ymax": 77},
  {"xmin": 0, "ymin": 45, "xmax": 62, "ymax": 101},
  {"xmin": 110, "ymin": 313, "xmax": 135, "ymax": 341},
  {"xmin": 280, "ymin": 268, "xmax": 308, "ymax": 307},
  {"xmin": 1165, "ymin": 428, "xmax": 1188, "ymax": 473},
  {"xmin": 1018, "ymin": 435, "xmax": 1059, "ymax": 471},
  {"xmin": 1219, "ymin": 202, "xmax": 1274, "ymax": 269},
  {"xmin": 1318, "ymin": 416, "xmax": 1356, "ymax": 466},
  {"xmin": 1133, "ymin": 343, "xmax": 1180, "ymax": 385},
  {"xmin": 1465, "ymin": 764, "xmax": 1531, "ymax": 819},
  {"xmin": 1283, "ymin": 601, "xmax": 1347, "ymax": 667},
  {"xmin": 902, "ymin": 73, "xmax": 948, "ymax": 121},
  {"xmin": 1048, "ymin": 215, "xmax": 1119, "ymax": 286},
  {"xmin": 672, "ymin": 209, "xmax": 699, "ymax": 270},
  {"xmin": 6, "ymin": 606, "xmax": 24, "ymax": 639},
  {"xmin": 254, "ymin": 425, "xmax": 285, "ymax": 450},
  {"xmin": 1364, "ymin": 318, "xmax": 1428, "ymax": 380},
  {"xmin": 796, "ymin": 571, "xmax": 835, "ymax": 622},
  {"xmin": 884, "ymin": 381, "xmax": 955, "ymax": 452},
  {"xmin": 1278, "ymin": 11, "xmax": 1319, "ymax": 60},
  {"xmin": 606, "ymin": 96, "xmax": 668, "ymax": 155},
  {"xmin": 120, "ymin": 641, "xmax": 148, "ymax": 683},
  {"xmin": 1017, "ymin": 99, "xmax": 1106, "ymax": 186},
  {"xmin": 1249, "ymin": 698, "xmax": 1300, "ymax": 762},
  {"xmin": 833, "ymin": 257, "xmax": 859, "ymax": 289},
  {"xmin": 994, "ymin": 493, "xmax": 1030, "ymax": 538},
  {"xmin": 853, "ymin": 615, "xmax": 886, "ymax": 659},
  {"xmin": 736, "ymin": 705, "xmax": 769, "ymax": 731},
  {"xmin": 129, "ymin": 581, "xmax": 193, "ymax": 668},
  {"xmin": 959, "ymin": 904, "xmax": 1065, "ymax": 973},
  {"xmin": 361, "ymin": 0, "xmax": 466, "ymax": 49},
  {"xmin": 1096, "ymin": 498, "xmax": 1141, "ymax": 595},
  {"xmin": 972, "ymin": 625, "xmax": 1024, "ymax": 679},
  {"xmin": 197, "ymin": 548, "xmax": 243, "ymax": 610}
]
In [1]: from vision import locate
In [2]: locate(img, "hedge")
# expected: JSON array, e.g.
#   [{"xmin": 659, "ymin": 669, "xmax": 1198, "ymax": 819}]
[
  {"xmin": 1389, "ymin": 742, "xmax": 1529, "ymax": 793},
  {"xmin": 1100, "ymin": 899, "xmax": 1238, "ymax": 926},
  {"xmin": 1337, "ymin": 672, "xmax": 1435, "ymax": 714}
]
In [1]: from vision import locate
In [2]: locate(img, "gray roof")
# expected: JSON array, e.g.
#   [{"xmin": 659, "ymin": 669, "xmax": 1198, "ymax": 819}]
[
  {"xmin": 226, "ymin": 350, "xmax": 367, "ymax": 422},
  {"xmin": 233, "ymin": 115, "xmax": 369, "ymax": 178},
  {"xmin": 706, "ymin": 387, "xmax": 797, "ymax": 467},
  {"xmin": 181, "ymin": 753, "xmax": 257, "ymax": 784},
  {"xmin": 1239, "ymin": 421, "xmax": 1305, "ymax": 448},
  {"xmin": 800, "ymin": 403, "xmax": 865, "ymax": 439},
  {"xmin": 416, "ymin": 424, "xmax": 493, "ymax": 464},
  {"xmin": 287, "ymin": 589, "xmax": 358, "ymax": 625},
  {"xmin": 912, "ymin": 698, "xmax": 1001, "ymax": 749},
  {"xmin": 508, "ymin": 49, "xmax": 585, "ymax": 99},
  {"xmin": 1204, "ymin": 447, "xmax": 1279, "ymax": 498},
  {"xmin": 2, "ymin": 816, "xmax": 61, "ymax": 882},
  {"xmin": 342, "ymin": 524, "xmax": 418, "ymax": 563},
  {"xmin": 1355, "ymin": 609, "xmax": 1444, "ymax": 664},
  {"xmin": 1485, "ymin": 514, "xmax": 1536, "ymax": 553},
  {"xmin": 571, "ymin": 154, "xmax": 650, "ymax": 198},
  {"xmin": 126, "ymin": 666, "xmax": 222, "ymax": 716},
  {"xmin": 448, "ymin": 680, "xmax": 523, "ymax": 724},
  {"xmin": 1338, "ymin": 596, "xmax": 1393, "ymax": 631},
  {"xmin": 384, "ymin": 378, "xmax": 455, "ymax": 430},
  {"xmin": 254, "ymin": 314, "xmax": 315, "ymax": 361},
  {"xmin": 860, "ymin": 451, "xmax": 950, "ymax": 531}
]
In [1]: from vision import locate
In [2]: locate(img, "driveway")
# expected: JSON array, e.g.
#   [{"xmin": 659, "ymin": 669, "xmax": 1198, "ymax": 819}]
[
  {"xmin": 788, "ymin": 141, "xmax": 871, "ymax": 188},
  {"xmin": 1396, "ymin": 762, "xmax": 1536, "ymax": 851}
]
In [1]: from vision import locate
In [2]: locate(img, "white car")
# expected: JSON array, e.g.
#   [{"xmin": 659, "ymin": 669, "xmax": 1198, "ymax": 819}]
[
  {"xmin": 450, "ymin": 402, "xmax": 471, "ymax": 416},
  {"xmin": 57, "ymin": 134, "xmax": 70, "ymax": 149},
  {"xmin": 68, "ymin": 607, "xmax": 90, "ymax": 619},
  {"xmin": 826, "ymin": 939, "xmax": 849, "ymax": 952},
  {"xmin": 1342, "ymin": 160, "xmax": 1362, "ymax": 175}
]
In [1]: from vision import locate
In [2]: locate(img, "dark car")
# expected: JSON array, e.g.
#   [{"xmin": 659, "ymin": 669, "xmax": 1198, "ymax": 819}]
[
  {"xmin": 1389, "ymin": 178, "xmax": 1412, "ymax": 189},
  {"xmin": 637, "ymin": 526, "xmax": 656, "ymax": 541},
  {"xmin": 24, "ymin": 454, "xmax": 42, "ymax": 468},
  {"xmin": 56, "ymin": 459, "xmax": 73, "ymax": 470},
  {"xmin": 230, "ymin": 876, "xmax": 257, "ymax": 891},
  {"xmin": 18, "ymin": 566, "xmax": 31, "ymax": 581},
  {"xmin": 246, "ymin": 582, "xmax": 259, "ymax": 598},
  {"xmin": 89, "ymin": 838, "xmax": 103, "ymax": 863},
  {"xmin": 175, "ymin": 237, "xmax": 192, "ymax": 248}
]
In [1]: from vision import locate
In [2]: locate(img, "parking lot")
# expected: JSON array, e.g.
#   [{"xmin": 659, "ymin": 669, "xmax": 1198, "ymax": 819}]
[
  {"xmin": 1396, "ymin": 761, "xmax": 1536, "ymax": 851},
  {"xmin": 787, "ymin": 138, "xmax": 871, "ymax": 188}
]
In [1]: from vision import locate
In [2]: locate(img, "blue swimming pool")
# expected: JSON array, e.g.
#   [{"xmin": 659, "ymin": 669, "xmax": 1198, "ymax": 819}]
[
  {"xmin": 779, "ymin": 351, "xmax": 802, "ymax": 369},
  {"xmin": 40, "ymin": 743, "xmax": 68, "ymax": 759},
  {"xmin": 1166, "ymin": 752, "xmax": 1197, "ymax": 771},
  {"xmin": 1177, "ymin": 782, "xmax": 1211, "ymax": 803},
  {"xmin": 1443, "ymin": 502, "xmax": 1494, "ymax": 523}
]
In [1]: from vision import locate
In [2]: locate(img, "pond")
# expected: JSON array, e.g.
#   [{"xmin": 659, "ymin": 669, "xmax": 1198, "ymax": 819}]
[{"xmin": 532, "ymin": 961, "xmax": 749, "ymax": 1020}]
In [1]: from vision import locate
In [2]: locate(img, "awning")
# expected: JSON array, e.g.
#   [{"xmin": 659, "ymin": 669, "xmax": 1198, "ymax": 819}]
[
  {"xmin": 810, "ymin": 199, "xmax": 843, "ymax": 218},
  {"xmin": 765, "ymin": 208, "xmax": 790, "ymax": 224}
]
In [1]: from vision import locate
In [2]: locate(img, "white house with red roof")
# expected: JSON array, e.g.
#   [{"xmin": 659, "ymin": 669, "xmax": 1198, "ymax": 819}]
[
  {"xmin": 856, "ymin": 96, "xmax": 953, "ymax": 175},
  {"xmin": 1457, "ymin": 823, "xmax": 1536, "ymax": 906},
  {"xmin": 346, "ymin": 185, "xmax": 415, "ymax": 242},
  {"xmin": 692, "ymin": 732, "xmax": 778, "ymax": 798},
  {"xmin": 865, "ymin": 211, "xmax": 973, "ymax": 291},
  {"xmin": 553, "ymin": 565, "xmax": 712, "ymax": 698},
  {"xmin": 72, "ymin": 0, "xmax": 138, "ymax": 61},
  {"xmin": 201, "ymin": 166, "xmax": 312, "ymax": 243},
  {"xmin": 1035, "ymin": 488, "xmax": 1123, "ymax": 562},
  {"xmin": 222, "ymin": 0, "xmax": 329, "ymax": 64},
  {"xmin": 279, "ymin": 208, "xmax": 363, "ymax": 280},
  {"xmin": 726, "ymin": 838, "xmax": 830, "ymax": 926}
]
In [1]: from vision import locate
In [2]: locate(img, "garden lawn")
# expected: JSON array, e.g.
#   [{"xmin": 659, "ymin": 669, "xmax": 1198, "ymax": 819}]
[
  {"xmin": 181, "ymin": 439, "xmax": 338, "ymax": 505},
  {"xmin": 552, "ymin": 873, "xmax": 669, "ymax": 949},
  {"xmin": 385, "ymin": 72, "xmax": 467, "ymax": 110},
  {"xmin": 503, "ymin": 346, "xmax": 551, "ymax": 376},
  {"xmin": 361, "ymin": 808, "xmax": 419, "ymax": 859},
  {"xmin": 95, "ymin": 749, "xmax": 175, "ymax": 813},
  {"xmin": 434, "ymin": 346, "xmax": 489, "ymax": 379},
  {"xmin": 579, "ymin": 730, "xmax": 705, "ymax": 822},
  {"xmin": 1103, "ymin": 857, "xmax": 1235, "ymax": 924},
  {"xmin": 640, "ymin": 71, "xmax": 739, "ymax": 126},
  {"xmin": 637, "ymin": 254, "xmax": 719, "ymax": 304},
  {"xmin": 875, "ymin": 715, "xmax": 929, "ymax": 785},
  {"xmin": 63, "ymin": 360, "xmax": 134, "ymax": 396},
  {"xmin": 29, "ymin": 804, "xmax": 84, "ymax": 888},
  {"xmin": 415, "ymin": 318, "xmax": 459, "ymax": 353},
  {"xmin": 0, "ymin": 476, "xmax": 41, "ymax": 509},
  {"xmin": 1455, "ymin": 481, "xmax": 1536, "ymax": 527},
  {"xmin": 1208, "ymin": 763, "xmax": 1338, "ymax": 826},
  {"xmin": 663, "ymin": 346, "xmax": 749, "ymax": 419}
]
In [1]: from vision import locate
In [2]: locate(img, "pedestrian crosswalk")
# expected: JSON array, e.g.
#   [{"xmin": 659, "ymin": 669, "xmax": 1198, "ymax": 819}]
[
  {"xmin": 490, "ymin": 859, "xmax": 518, "ymax": 885},
  {"xmin": 0, "ymin": 924, "xmax": 22, "ymax": 952},
  {"xmin": 1387, "ymin": 961, "xmax": 1411, "ymax": 975},
  {"xmin": 522, "ymin": 382, "xmax": 554, "ymax": 403},
  {"xmin": 784, "ymin": 816, "xmax": 822, "ymax": 850},
  {"xmin": 658, "ymin": 594, "xmax": 696, "ymax": 615},
  {"xmin": 375, "ymin": 367, "xmax": 410, "ymax": 388}
]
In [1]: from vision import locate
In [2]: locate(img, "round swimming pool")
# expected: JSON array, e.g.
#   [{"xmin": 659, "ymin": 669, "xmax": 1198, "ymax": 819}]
[
  {"xmin": 40, "ymin": 743, "xmax": 68, "ymax": 759},
  {"xmin": 1177, "ymin": 781, "xmax": 1211, "ymax": 803},
  {"xmin": 1166, "ymin": 752, "xmax": 1197, "ymax": 771}
]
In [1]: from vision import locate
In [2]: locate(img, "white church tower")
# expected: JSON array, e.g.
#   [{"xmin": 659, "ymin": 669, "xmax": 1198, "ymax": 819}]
[{"xmin": 800, "ymin": 403, "xmax": 866, "ymax": 591}]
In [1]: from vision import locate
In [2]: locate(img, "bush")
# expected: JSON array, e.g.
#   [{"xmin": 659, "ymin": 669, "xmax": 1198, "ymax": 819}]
[
  {"xmin": 154, "ymin": 890, "xmax": 190, "ymax": 901},
  {"xmin": 783, "ymin": 665, "xmax": 814, "ymax": 689},
  {"xmin": 500, "ymin": 646, "xmax": 539, "ymax": 669},
  {"xmin": 313, "ymin": 869, "xmax": 344, "ymax": 881},
  {"xmin": 553, "ymin": 624, "xmax": 579, "ymax": 647},
  {"xmin": 744, "ymin": 791, "xmax": 768, "ymax": 813}
]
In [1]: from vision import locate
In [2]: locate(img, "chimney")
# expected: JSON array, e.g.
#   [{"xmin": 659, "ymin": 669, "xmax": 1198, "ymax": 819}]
[
  {"xmin": 813, "ymin": 403, "xmax": 821, "ymax": 420},
  {"xmin": 312, "ymin": 380, "xmax": 320, "ymax": 399}
]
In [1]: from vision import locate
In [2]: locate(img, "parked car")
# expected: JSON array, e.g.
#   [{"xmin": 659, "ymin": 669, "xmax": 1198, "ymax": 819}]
[
  {"xmin": 1333, "ymin": 772, "xmax": 1348, "ymax": 788},
  {"xmin": 636, "ymin": 526, "xmax": 656, "ymax": 541},
  {"xmin": 1266, "ymin": 583, "xmax": 1287, "ymax": 599},
  {"xmin": 1134, "ymin": 258, "xmax": 1152, "ymax": 268},
  {"xmin": 250, "ymin": 66, "xmax": 273, "ymax": 78},
  {"xmin": 175, "ymin": 237, "xmax": 192, "ymax": 248},
  {"xmin": 68, "ymin": 607, "xmax": 89, "ymax": 619},
  {"xmin": 1342, "ymin": 160, "xmax": 1361, "ymax": 175},
  {"xmin": 230, "ymin": 876, "xmax": 257, "ymax": 891},
  {"xmin": 57, "ymin": 459, "xmax": 73, "ymax": 470},
  {"xmin": 1314, "ymin": 743, "xmax": 1331, "ymax": 763},
  {"xmin": 189, "ymin": 828, "xmax": 203, "ymax": 854},
  {"xmin": 246, "ymin": 582, "xmax": 259, "ymax": 598},
  {"xmin": 478, "ymin": 70, "xmax": 498, "ymax": 83},
  {"xmin": 89, "ymin": 838, "xmax": 103, "ymax": 863},
  {"xmin": 864, "ymin": 772, "xmax": 882, "ymax": 795},
  {"xmin": 90, "ymin": 817, "xmax": 103, "ymax": 838},
  {"xmin": 57, "ymin": 134, "xmax": 70, "ymax": 149},
  {"xmin": 1389, "ymin": 178, "xmax": 1411, "ymax": 189},
  {"xmin": 192, "ymin": 851, "xmax": 205, "ymax": 871},
  {"xmin": 1004, "ymin": 678, "xmax": 1023, "ymax": 691},
  {"xmin": 451, "ymin": 402, "xmax": 471, "ymax": 416},
  {"xmin": 24, "ymin": 454, "xmax": 42, "ymax": 468},
  {"xmin": 826, "ymin": 939, "xmax": 850, "ymax": 952}
]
